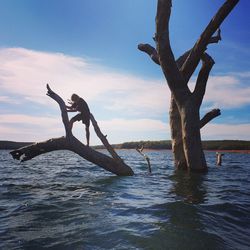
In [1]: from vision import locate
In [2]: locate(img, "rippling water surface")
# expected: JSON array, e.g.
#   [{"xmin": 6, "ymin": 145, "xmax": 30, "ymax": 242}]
[{"xmin": 0, "ymin": 149, "xmax": 249, "ymax": 249}]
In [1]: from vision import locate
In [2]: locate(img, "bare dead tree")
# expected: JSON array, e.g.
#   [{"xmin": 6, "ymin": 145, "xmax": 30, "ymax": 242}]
[
  {"xmin": 10, "ymin": 85, "xmax": 134, "ymax": 176},
  {"xmin": 138, "ymin": 0, "xmax": 239, "ymax": 171},
  {"xmin": 138, "ymin": 44, "xmax": 220, "ymax": 170}
]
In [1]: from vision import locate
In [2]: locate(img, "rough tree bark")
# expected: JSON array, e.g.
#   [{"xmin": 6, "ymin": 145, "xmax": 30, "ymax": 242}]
[
  {"xmin": 10, "ymin": 85, "xmax": 134, "ymax": 176},
  {"xmin": 139, "ymin": 0, "xmax": 239, "ymax": 171},
  {"xmin": 138, "ymin": 45, "xmax": 220, "ymax": 170}
]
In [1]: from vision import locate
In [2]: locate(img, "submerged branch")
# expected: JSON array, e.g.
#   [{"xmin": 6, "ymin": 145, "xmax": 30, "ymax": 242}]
[{"xmin": 136, "ymin": 145, "xmax": 152, "ymax": 173}]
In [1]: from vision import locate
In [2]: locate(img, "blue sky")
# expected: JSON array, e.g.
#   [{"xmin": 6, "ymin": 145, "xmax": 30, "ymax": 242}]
[{"xmin": 0, "ymin": 0, "xmax": 249, "ymax": 145}]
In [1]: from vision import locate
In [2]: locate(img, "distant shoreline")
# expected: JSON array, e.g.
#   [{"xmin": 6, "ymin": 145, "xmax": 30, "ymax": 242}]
[
  {"xmin": 115, "ymin": 148, "xmax": 250, "ymax": 153},
  {"xmin": 207, "ymin": 149, "xmax": 250, "ymax": 154},
  {"xmin": 1, "ymin": 140, "xmax": 250, "ymax": 152},
  {"xmin": 0, "ymin": 141, "xmax": 33, "ymax": 150}
]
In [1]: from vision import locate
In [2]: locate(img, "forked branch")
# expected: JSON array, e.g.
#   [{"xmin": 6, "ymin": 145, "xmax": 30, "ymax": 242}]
[
  {"xmin": 10, "ymin": 85, "xmax": 134, "ymax": 176},
  {"xmin": 138, "ymin": 46, "xmax": 220, "ymax": 127},
  {"xmin": 46, "ymin": 84, "xmax": 72, "ymax": 137},
  {"xmin": 193, "ymin": 53, "xmax": 215, "ymax": 106}
]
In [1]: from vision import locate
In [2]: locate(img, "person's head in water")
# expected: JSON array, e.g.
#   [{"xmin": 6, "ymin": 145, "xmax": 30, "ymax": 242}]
[{"xmin": 71, "ymin": 94, "xmax": 80, "ymax": 103}]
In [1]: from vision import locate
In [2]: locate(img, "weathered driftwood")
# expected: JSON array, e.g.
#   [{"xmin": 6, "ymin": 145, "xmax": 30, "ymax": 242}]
[
  {"xmin": 10, "ymin": 85, "xmax": 134, "ymax": 176},
  {"xmin": 139, "ymin": 0, "xmax": 239, "ymax": 171},
  {"xmin": 138, "ymin": 45, "xmax": 220, "ymax": 170},
  {"xmin": 139, "ymin": 36, "xmax": 220, "ymax": 170},
  {"xmin": 90, "ymin": 114, "xmax": 124, "ymax": 164},
  {"xmin": 216, "ymin": 152, "xmax": 224, "ymax": 166},
  {"xmin": 136, "ymin": 146, "xmax": 152, "ymax": 173}
]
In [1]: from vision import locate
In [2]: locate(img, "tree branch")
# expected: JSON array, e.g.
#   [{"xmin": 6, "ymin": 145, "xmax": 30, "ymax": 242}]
[
  {"xmin": 137, "ymin": 46, "xmax": 218, "ymax": 128},
  {"xmin": 138, "ymin": 43, "xmax": 160, "ymax": 65},
  {"xmin": 138, "ymin": 29, "xmax": 221, "ymax": 68},
  {"xmin": 193, "ymin": 53, "xmax": 215, "ymax": 106},
  {"xmin": 208, "ymin": 28, "xmax": 222, "ymax": 44},
  {"xmin": 10, "ymin": 85, "xmax": 134, "ymax": 176},
  {"xmin": 10, "ymin": 137, "xmax": 134, "ymax": 176},
  {"xmin": 90, "ymin": 113, "xmax": 124, "ymax": 164},
  {"xmin": 200, "ymin": 109, "xmax": 221, "ymax": 128},
  {"xmin": 155, "ymin": 0, "xmax": 184, "ymax": 91},
  {"xmin": 10, "ymin": 137, "xmax": 69, "ymax": 162},
  {"xmin": 46, "ymin": 84, "xmax": 72, "ymax": 137},
  {"xmin": 181, "ymin": 0, "xmax": 239, "ymax": 82}
]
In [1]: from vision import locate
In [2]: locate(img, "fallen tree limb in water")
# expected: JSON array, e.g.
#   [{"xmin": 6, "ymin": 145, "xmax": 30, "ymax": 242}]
[{"xmin": 10, "ymin": 85, "xmax": 134, "ymax": 176}]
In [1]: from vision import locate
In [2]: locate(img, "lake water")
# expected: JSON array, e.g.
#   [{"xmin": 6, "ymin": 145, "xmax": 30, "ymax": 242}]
[{"xmin": 0, "ymin": 149, "xmax": 249, "ymax": 250}]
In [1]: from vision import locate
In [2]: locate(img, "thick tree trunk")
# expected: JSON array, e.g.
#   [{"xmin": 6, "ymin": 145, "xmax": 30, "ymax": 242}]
[
  {"xmin": 169, "ymin": 95, "xmax": 187, "ymax": 169},
  {"xmin": 137, "ymin": 46, "xmax": 220, "ymax": 170},
  {"xmin": 10, "ymin": 85, "xmax": 134, "ymax": 176},
  {"xmin": 152, "ymin": 0, "xmax": 238, "ymax": 171},
  {"xmin": 180, "ymin": 102, "xmax": 207, "ymax": 171}
]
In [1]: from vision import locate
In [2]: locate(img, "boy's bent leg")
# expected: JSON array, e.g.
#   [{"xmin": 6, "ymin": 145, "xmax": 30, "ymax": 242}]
[{"xmin": 70, "ymin": 114, "xmax": 81, "ymax": 131}]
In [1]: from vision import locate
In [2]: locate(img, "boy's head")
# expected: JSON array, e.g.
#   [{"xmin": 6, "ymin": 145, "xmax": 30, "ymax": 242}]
[{"xmin": 71, "ymin": 93, "xmax": 80, "ymax": 103}]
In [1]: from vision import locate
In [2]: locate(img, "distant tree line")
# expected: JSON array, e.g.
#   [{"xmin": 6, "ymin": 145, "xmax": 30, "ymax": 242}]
[
  {"xmin": 118, "ymin": 140, "xmax": 250, "ymax": 151},
  {"xmin": 121, "ymin": 140, "xmax": 172, "ymax": 149},
  {"xmin": 201, "ymin": 140, "xmax": 250, "ymax": 150}
]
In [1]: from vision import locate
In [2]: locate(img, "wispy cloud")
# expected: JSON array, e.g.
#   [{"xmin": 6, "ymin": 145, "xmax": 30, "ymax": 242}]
[
  {"xmin": 0, "ymin": 47, "xmax": 249, "ymax": 143},
  {"xmin": 0, "ymin": 114, "xmax": 60, "ymax": 127},
  {"xmin": 0, "ymin": 114, "xmax": 64, "ymax": 141},
  {"xmin": 0, "ymin": 47, "xmax": 169, "ymax": 116},
  {"xmin": 99, "ymin": 118, "xmax": 168, "ymax": 132},
  {"xmin": 1, "ymin": 47, "xmax": 249, "ymax": 114},
  {"xmin": 0, "ymin": 95, "xmax": 20, "ymax": 104},
  {"xmin": 189, "ymin": 74, "xmax": 250, "ymax": 110},
  {"xmin": 89, "ymin": 118, "xmax": 169, "ymax": 144},
  {"xmin": 204, "ymin": 75, "xmax": 250, "ymax": 109},
  {"xmin": 202, "ymin": 123, "xmax": 250, "ymax": 140},
  {"xmin": 0, "ymin": 113, "xmax": 169, "ymax": 144},
  {"xmin": 230, "ymin": 71, "xmax": 250, "ymax": 78}
]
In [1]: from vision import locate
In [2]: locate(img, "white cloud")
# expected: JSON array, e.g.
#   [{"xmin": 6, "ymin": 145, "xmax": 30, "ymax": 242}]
[
  {"xmin": 98, "ymin": 118, "xmax": 168, "ymax": 132},
  {"xmin": 0, "ymin": 114, "xmax": 64, "ymax": 141},
  {"xmin": 202, "ymin": 123, "xmax": 250, "ymax": 140},
  {"xmin": 231, "ymin": 71, "xmax": 250, "ymax": 78},
  {"xmin": 0, "ymin": 95, "xmax": 20, "ymax": 104},
  {"xmin": 0, "ymin": 47, "xmax": 249, "ymax": 143},
  {"xmin": 0, "ymin": 47, "xmax": 169, "ymax": 116},
  {"xmin": 0, "ymin": 113, "xmax": 169, "ymax": 144},
  {"xmin": 0, "ymin": 114, "xmax": 60, "ymax": 127},
  {"xmin": 1, "ymin": 47, "xmax": 249, "ymax": 115},
  {"xmin": 202, "ymin": 75, "xmax": 250, "ymax": 109},
  {"xmin": 89, "ymin": 118, "xmax": 169, "ymax": 144}
]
